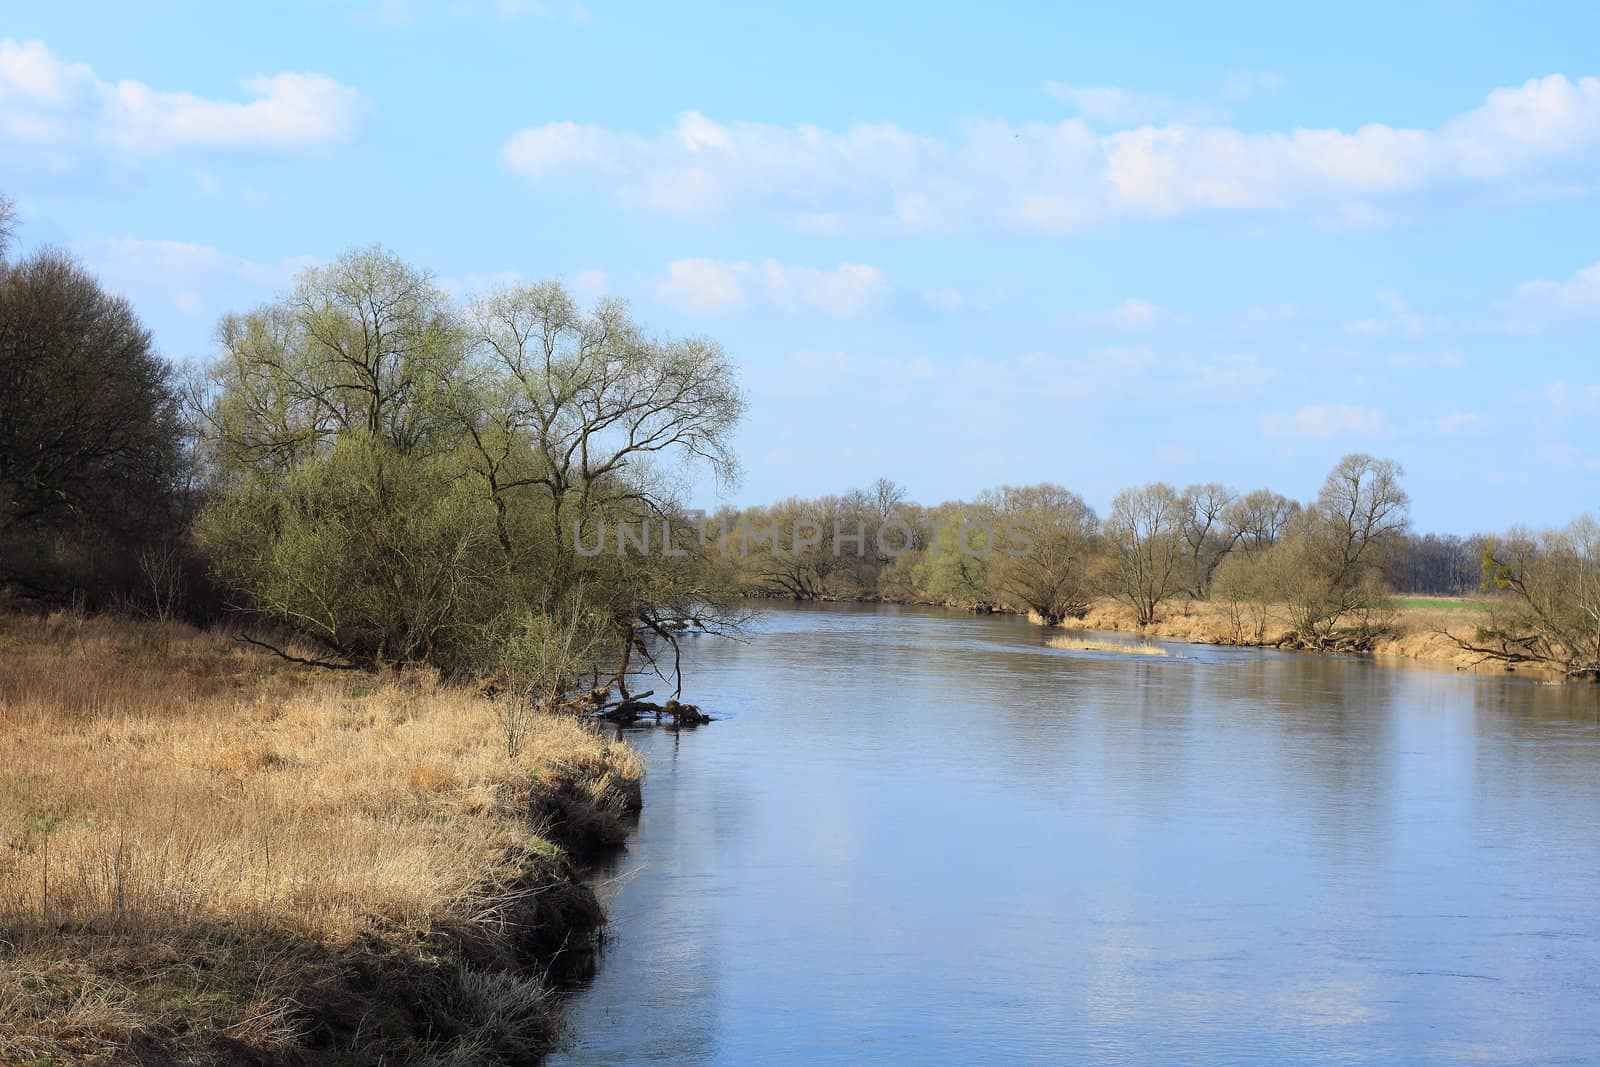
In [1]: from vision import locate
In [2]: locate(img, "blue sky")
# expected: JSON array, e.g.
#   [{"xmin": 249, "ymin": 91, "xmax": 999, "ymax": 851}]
[{"xmin": 3, "ymin": 1, "xmax": 1597, "ymax": 532}]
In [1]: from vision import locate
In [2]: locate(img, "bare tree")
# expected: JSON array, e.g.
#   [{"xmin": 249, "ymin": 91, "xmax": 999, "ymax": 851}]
[
  {"xmin": 1273, "ymin": 454, "xmax": 1410, "ymax": 648},
  {"xmin": 0, "ymin": 193, "xmax": 15, "ymax": 262},
  {"xmin": 983, "ymin": 484, "xmax": 1099, "ymax": 624},
  {"xmin": 1104, "ymin": 483, "xmax": 1189, "ymax": 626},
  {"xmin": 1444, "ymin": 517, "xmax": 1600, "ymax": 678},
  {"xmin": 136, "ymin": 542, "xmax": 187, "ymax": 622},
  {"xmin": 1223, "ymin": 488, "xmax": 1299, "ymax": 552},
  {"xmin": 1316, "ymin": 453, "xmax": 1410, "ymax": 587},
  {"xmin": 1181, "ymin": 482, "xmax": 1240, "ymax": 597}
]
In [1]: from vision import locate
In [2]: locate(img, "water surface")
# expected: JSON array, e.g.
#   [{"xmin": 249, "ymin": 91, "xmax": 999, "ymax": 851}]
[{"xmin": 551, "ymin": 603, "xmax": 1600, "ymax": 1065}]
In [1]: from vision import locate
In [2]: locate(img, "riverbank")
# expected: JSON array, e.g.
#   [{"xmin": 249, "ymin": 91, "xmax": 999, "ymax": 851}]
[
  {"xmin": 0, "ymin": 611, "xmax": 642, "ymax": 1065},
  {"xmin": 1068, "ymin": 595, "xmax": 1530, "ymax": 675},
  {"xmin": 755, "ymin": 588, "xmax": 1550, "ymax": 678}
]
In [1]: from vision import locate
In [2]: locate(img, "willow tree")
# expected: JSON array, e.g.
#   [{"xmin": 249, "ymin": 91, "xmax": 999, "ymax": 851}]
[
  {"xmin": 194, "ymin": 246, "xmax": 491, "ymax": 667},
  {"xmin": 197, "ymin": 250, "xmax": 745, "ymax": 685},
  {"xmin": 459, "ymin": 280, "xmax": 747, "ymax": 695}
]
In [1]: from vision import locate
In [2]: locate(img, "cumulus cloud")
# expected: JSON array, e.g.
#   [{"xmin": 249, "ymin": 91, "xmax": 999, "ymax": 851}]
[
  {"xmin": 0, "ymin": 39, "xmax": 365, "ymax": 167},
  {"xmin": 502, "ymin": 75, "xmax": 1600, "ymax": 234},
  {"xmin": 651, "ymin": 258, "xmax": 888, "ymax": 317},
  {"xmin": 83, "ymin": 236, "xmax": 313, "ymax": 321},
  {"xmin": 1261, "ymin": 404, "xmax": 1390, "ymax": 439},
  {"xmin": 1498, "ymin": 261, "xmax": 1600, "ymax": 330}
]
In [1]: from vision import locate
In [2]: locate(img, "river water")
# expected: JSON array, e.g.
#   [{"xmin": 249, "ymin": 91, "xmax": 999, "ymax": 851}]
[{"xmin": 549, "ymin": 602, "xmax": 1600, "ymax": 1065}]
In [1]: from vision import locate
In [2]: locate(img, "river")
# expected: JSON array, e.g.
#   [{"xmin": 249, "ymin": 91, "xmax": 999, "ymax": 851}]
[{"xmin": 550, "ymin": 602, "xmax": 1600, "ymax": 1065}]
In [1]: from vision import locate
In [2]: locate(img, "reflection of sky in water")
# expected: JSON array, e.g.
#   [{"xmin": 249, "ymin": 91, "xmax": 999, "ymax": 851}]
[{"xmin": 552, "ymin": 602, "xmax": 1600, "ymax": 1066}]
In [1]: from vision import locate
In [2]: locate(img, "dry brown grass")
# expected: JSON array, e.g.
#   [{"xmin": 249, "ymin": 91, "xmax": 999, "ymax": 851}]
[
  {"xmin": 0, "ymin": 610, "xmax": 642, "ymax": 1065},
  {"xmin": 1074, "ymin": 595, "xmax": 1536, "ymax": 674},
  {"xmin": 1047, "ymin": 635, "xmax": 1170, "ymax": 657}
]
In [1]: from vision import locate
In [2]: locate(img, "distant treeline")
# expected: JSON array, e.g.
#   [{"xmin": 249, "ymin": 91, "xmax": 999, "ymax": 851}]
[
  {"xmin": 708, "ymin": 473, "xmax": 1596, "ymax": 674},
  {"xmin": 714, "ymin": 476, "xmax": 1491, "ymax": 602}
]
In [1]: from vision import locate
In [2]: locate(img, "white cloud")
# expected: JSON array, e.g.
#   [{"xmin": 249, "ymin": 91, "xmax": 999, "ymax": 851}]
[
  {"xmin": 503, "ymin": 75, "xmax": 1600, "ymax": 234},
  {"xmin": 72, "ymin": 236, "xmax": 314, "ymax": 356},
  {"xmin": 1436, "ymin": 412, "xmax": 1479, "ymax": 434},
  {"xmin": 652, "ymin": 258, "xmax": 887, "ymax": 317},
  {"xmin": 1080, "ymin": 297, "xmax": 1172, "ymax": 329},
  {"xmin": 653, "ymin": 258, "xmax": 749, "ymax": 312},
  {"xmin": 90, "ymin": 236, "xmax": 309, "ymax": 294},
  {"xmin": 568, "ymin": 268, "xmax": 610, "ymax": 303},
  {"xmin": 761, "ymin": 260, "xmax": 888, "ymax": 317},
  {"xmin": 1498, "ymin": 261, "xmax": 1600, "ymax": 330},
  {"xmin": 1045, "ymin": 83, "xmax": 1226, "ymax": 125},
  {"xmin": 0, "ymin": 39, "xmax": 365, "ymax": 166},
  {"xmin": 1261, "ymin": 404, "xmax": 1390, "ymax": 439}
]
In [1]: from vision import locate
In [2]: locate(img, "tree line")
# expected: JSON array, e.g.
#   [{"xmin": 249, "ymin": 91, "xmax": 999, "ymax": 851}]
[
  {"xmin": 715, "ymin": 464, "xmax": 1597, "ymax": 676},
  {"xmin": 713, "ymin": 460, "xmax": 1403, "ymax": 643},
  {"xmin": 0, "ymin": 198, "xmax": 1593, "ymax": 681}
]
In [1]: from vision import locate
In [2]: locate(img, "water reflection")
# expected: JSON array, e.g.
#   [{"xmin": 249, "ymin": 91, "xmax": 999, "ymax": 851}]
[{"xmin": 551, "ymin": 602, "xmax": 1600, "ymax": 1066}]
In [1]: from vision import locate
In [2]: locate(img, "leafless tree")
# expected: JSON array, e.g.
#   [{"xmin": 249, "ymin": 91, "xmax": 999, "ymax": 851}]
[
  {"xmin": 983, "ymin": 484, "xmax": 1099, "ymax": 624},
  {"xmin": 1181, "ymin": 482, "xmax": 1240, "ymax": 596},
  {"xmin": 0, "ymin": 194, "xmax": 16, "ymax": 261},
  {"xmin": 1104, "ymin": 482, "xmax": 1189, "ymax": 625},
  {"xmin": 136, "ymin": 542, "xmax": 187, "ymax": 623},
  {"xmin": 1223, "ymin": 488, "xmax": 1300, "ymax": 552},
  {"xmin": 1444, "ymin": 517, "xmax": 1600, "ymax": 678},
  {"xmin": 1274, "ymin": 454, "xmax": 1410, "ymax": 648}
]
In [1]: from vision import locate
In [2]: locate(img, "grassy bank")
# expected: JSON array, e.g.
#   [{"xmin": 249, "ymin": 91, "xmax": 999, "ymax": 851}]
[
  {"xmin": 0, "ymin": 611, "xmax": 642, "ymax": 1065},
  {"xmin": 1072, "ymin": 596, "xmax": 1531, "ymax": 674}
]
